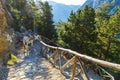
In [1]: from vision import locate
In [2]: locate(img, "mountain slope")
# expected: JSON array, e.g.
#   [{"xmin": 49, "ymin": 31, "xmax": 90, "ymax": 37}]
[
  {"xmin": 81, "ymin": 0, "xmax": 120, "ymax": 14},
  {"xmin": 48, "ymin": 1, "xmax": 80, "ymax": 23}
]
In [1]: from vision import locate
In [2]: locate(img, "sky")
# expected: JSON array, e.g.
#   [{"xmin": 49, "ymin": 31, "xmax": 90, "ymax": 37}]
[{"xmin": 41, "ymin": 0, "xmax": 87, "ymax": 5}]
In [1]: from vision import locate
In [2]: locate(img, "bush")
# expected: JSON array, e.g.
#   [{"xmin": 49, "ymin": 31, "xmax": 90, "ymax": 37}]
[{"xmin": 7, "ymin": 54, "xmax": 18, "ymax": 66}]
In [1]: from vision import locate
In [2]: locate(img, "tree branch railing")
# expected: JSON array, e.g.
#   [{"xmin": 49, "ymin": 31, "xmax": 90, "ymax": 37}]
[{"xmin": 36, "ymin": 35, "xmax": 120, "ymax": 80}]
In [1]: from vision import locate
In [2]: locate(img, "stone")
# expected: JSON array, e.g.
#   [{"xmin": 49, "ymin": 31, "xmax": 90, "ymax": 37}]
[
  {"xmin": 19, "ymin": 71, "xmax": 25, "ymax": 76},
  {"xmin": 9, "ymin": 78, "xmax": 16, "ymax": 80},
  {"xmin": 20, "ymin": 75, "xmax": 26, "ymax": 79}
]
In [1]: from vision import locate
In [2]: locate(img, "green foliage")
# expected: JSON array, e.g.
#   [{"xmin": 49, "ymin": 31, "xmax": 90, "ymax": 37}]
[
  {"xmin": 7, "ymin": 60, "xmax": 15, "ymax": 66},
  {"xmin": 6, "ymin": 0, "xmax": 28, "ymax": 31},
  {"xmin": 6, "ymin": 0, "xmax": 57, "ymax": 40},
  {"xmin": 38, "ymin": 1, "xmax": 57, "ymax": 40},
  {"xmin": 57, "ymin": 5, "xmax": 97, "ymax": 56},
  {"xmin": 95, "ymin": 6, "xmax": 120, "ymax": 61},
  {"xmin": 57, "ymin": 3, "xmax": 120, "ymax": 80},
  {"xmin": 3, "ymin": 0, "xmax": 120, "ymax": 79},
  {"xmin": 57, "ymin": 3, "xmax": 120, "ymax": 62},
  {"xmin": 7, "ymin": 54, "xmax": 18, "ymax": 66}
]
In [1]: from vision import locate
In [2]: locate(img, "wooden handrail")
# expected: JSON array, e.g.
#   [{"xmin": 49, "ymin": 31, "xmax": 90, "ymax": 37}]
[{"xmin": 40, "ymin": 41, "xmax": 120, "ymax": 71}]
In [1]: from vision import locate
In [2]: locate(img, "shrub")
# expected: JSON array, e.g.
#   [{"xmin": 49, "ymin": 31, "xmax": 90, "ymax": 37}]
[{"xmin": 7, "ymin": 54, "xmax": 18, "ymax": 66}]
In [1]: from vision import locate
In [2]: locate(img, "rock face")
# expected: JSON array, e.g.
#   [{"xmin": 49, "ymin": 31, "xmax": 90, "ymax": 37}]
[
  {"xmin": 0, "ymin": 1, "xmax": 20, "ymax": 66},
  {"xmin": 0, "ymin": 2, "xmax": 10, "ymax": 66},
  {"xmin": 81, "ymin": 0, "xmax": 120, "ymax": 14}
]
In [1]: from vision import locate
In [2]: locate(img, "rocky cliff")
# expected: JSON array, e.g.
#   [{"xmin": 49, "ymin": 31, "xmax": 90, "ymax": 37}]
[{"xmin": 0, "ymin": 2, "xmax": 11, "ymax": 66}]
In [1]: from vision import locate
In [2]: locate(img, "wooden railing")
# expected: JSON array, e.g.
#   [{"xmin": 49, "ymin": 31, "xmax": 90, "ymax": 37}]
[{"xmin": 36, "ymin": 35, "xmax": 120, "ymax": 80}]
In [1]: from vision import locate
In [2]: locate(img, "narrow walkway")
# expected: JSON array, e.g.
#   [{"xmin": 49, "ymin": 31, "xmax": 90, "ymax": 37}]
[{"xmin": 7, "ymin": 41, "xmax": 65, "ymax": 80}]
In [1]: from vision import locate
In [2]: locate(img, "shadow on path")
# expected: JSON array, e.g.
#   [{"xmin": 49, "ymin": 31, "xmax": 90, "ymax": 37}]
[{"xmin": 0, "ymin": 66, "xmax": 9, "ymax": 80}]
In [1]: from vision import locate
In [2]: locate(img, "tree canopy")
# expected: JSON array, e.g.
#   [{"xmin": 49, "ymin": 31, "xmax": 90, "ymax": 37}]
[{"xmin": 6, "ymin": 0, "xmax": 56, "ymax": 39}]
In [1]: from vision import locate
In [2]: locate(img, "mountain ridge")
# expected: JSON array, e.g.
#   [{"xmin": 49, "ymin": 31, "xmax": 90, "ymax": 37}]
[
  {"xmin": 48, "ymin": 0, "xmax": 120, "ymax": 23},
  {"xmin": 48, "ymin": 1, "xmax": 81, "ymax": 23},
  {"xmin": 81, "ymin": 0, "xmax": 120, "ymax": 14}
]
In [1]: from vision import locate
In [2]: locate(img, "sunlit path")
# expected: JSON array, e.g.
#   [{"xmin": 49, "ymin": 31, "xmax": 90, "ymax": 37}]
[{"xmin": 7, "ymin": 41, "xmax": 65, "ymax": 80}]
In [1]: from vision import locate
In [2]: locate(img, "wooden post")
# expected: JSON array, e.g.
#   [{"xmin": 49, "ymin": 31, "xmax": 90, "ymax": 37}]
[
  {"xmin": 79, "ymin": 59, "xmax": 89, "ymax": 80},
  {"xmin": 44, "ymin": 47, "xmax": 48, "ymax": 55},
  {"xmin": 59, "ymin": 52, "xmax": 62, "ymax": 69},
  {"xmin": 70, "ymin": 56, "xmax": 77, "ymax": 80},
  {"xmin": 61, "ymin": 52, "xmax": 68, "ymax": 61},
  {"xmin": 53, "ymin": 48, "xmax": 59, "ymax": 67},
  {"xmin": 98, "ymin": 66, "xmax": 114, "ymax": 80},
  {"xmin": 48, "ymin": 50, "xmax": 56, "ymax": 61},
  {"xmin": 46, "ymin": 48, "xmax": 50, "ymax": 59},
  {"xmin": 43, "ymin": 46, "xmax": 47, "ymax": 57},
  {"xmin": 40, "ymin": 40, "xmax": 120, "ymax": 79},
  {"xmin": 60, "ymin": 56, "xmax": 76, "ymax": 71},
  {"xmin": 42, "ymin": 46, "xmax": 46, "ymax": 57}
]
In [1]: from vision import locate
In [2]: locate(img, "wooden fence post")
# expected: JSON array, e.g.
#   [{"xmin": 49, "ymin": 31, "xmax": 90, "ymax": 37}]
[
  {"xmin": 79, "ymin": 59, "xmax": 89, "ymax": 80},
  {"xmin": 40, "ymin": 40, "xmax": 120, "ymax": 80},
  {"xmin": 59, "ymin": 51, "xmax": 62, "ymax": 69},
  {"xmin": 48, "ymin": 49, "xmax": 56, "ymax": 62},
  {"xmin": 46, "ymin": 48, "xmax": 50, "ymax": 59},
  {"xmin": 70, "ymin": 56, "xmax": 77, "ymax": 80},
  {"xmin": 53, "ymin": 48, "xmax": 59, "ymax": 67},
  {"xmin": 60, "ymin": 56, "xmax": 76, "ymax": 72}
]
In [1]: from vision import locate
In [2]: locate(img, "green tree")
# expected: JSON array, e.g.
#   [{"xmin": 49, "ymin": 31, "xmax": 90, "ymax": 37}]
[
  {"xmin": 57, "ymin": 5, "xmax": 97, "ymax": 56},
  {"xmin": 95, "ymin": 2, "xmax": 120, "ymax": 61},
  {"xmin": 96, "ymin": 7, "xmax": 120, "ymax": 61},
  {"xmin": 25, "ymin": 0, "xmax": 40, "ymax": 32},
  {"xmin": 38, "ymin": 1, "xmax": 56, "ymax": 40},
  {"xmin": 6, "ymin": 0, "xmax": 28, "ymax": 31},
  {"xmin": 96, "ymin": 7, "xmax": 120, "ymax": 80}
]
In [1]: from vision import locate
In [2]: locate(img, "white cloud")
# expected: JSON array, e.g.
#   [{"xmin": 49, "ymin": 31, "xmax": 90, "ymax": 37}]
[{"xmin": 41, "ymin": 0, "xmax": 86, "ymax": 5}]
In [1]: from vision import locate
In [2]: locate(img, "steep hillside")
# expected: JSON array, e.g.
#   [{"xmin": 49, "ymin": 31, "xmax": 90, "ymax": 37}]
[
  {"xmin": 0, "ymin": 2, "xmax": 10, "ymax": 66},
  {"xmin": 81, "ymin": 0, "xmax": 120, "ymax": 14},
  {"xmin": 49, "ymin": 0, "xmax": 120, "ymax": 23},
  {"xmin": 48, "ymin": 1, "xmax": 80, "ymax": 23}
]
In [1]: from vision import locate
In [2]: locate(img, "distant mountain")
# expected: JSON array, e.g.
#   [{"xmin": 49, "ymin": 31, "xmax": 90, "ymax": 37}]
[
  {"xmin": 81, "ymin": 0, "xmax": 120, "ymax": 14},
  {"xmin": 81, "ymin": 0, "xmax": 105, "ymax": 9},
  {"xmin": 48, "ymin": 1, "xmax": 80, "ymax": 23},
  {"xmin": 48, "ymin": 0, "xmax": 120, "ymax": 23}
]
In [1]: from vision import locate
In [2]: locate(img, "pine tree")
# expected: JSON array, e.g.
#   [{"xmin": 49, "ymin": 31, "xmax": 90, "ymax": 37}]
[
  {"xmin": 57, "ymin": 5, "xmax": 97, "ymax": 56},
  {"xmin": 7, "ymin": 0, "xmax": 28, "ymax": 31},
  {"xmin": 97, "ymin": 6, "xmax": 120, "ymax": 61},
  {"xmin": 38, "ymin": 1, "xmax": 56, "ymax": 40}
]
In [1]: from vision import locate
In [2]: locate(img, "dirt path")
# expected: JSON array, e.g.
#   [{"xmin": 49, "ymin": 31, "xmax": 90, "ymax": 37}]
[
  {"xmin": 7, "ymin": 41, "xmax": 65, "ymax": 80},
  {"xmin": 5, "ymin": 40, "xmax": 102, "ymax": 80}
]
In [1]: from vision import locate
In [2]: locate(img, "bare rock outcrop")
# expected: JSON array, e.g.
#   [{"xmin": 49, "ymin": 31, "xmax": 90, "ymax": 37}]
[{"xmin": 0, "ymin": 2, "xmax": 11, "ymax": 66}]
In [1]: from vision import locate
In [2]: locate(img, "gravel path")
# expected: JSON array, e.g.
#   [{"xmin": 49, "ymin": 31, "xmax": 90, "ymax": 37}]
[
  {"xmin": 6, "ymin": 41, "xmax": 65, "ymax": 80},
  {"xmin": 1, "ymin": 40, "xmax": 102, "ymax": 80}
]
